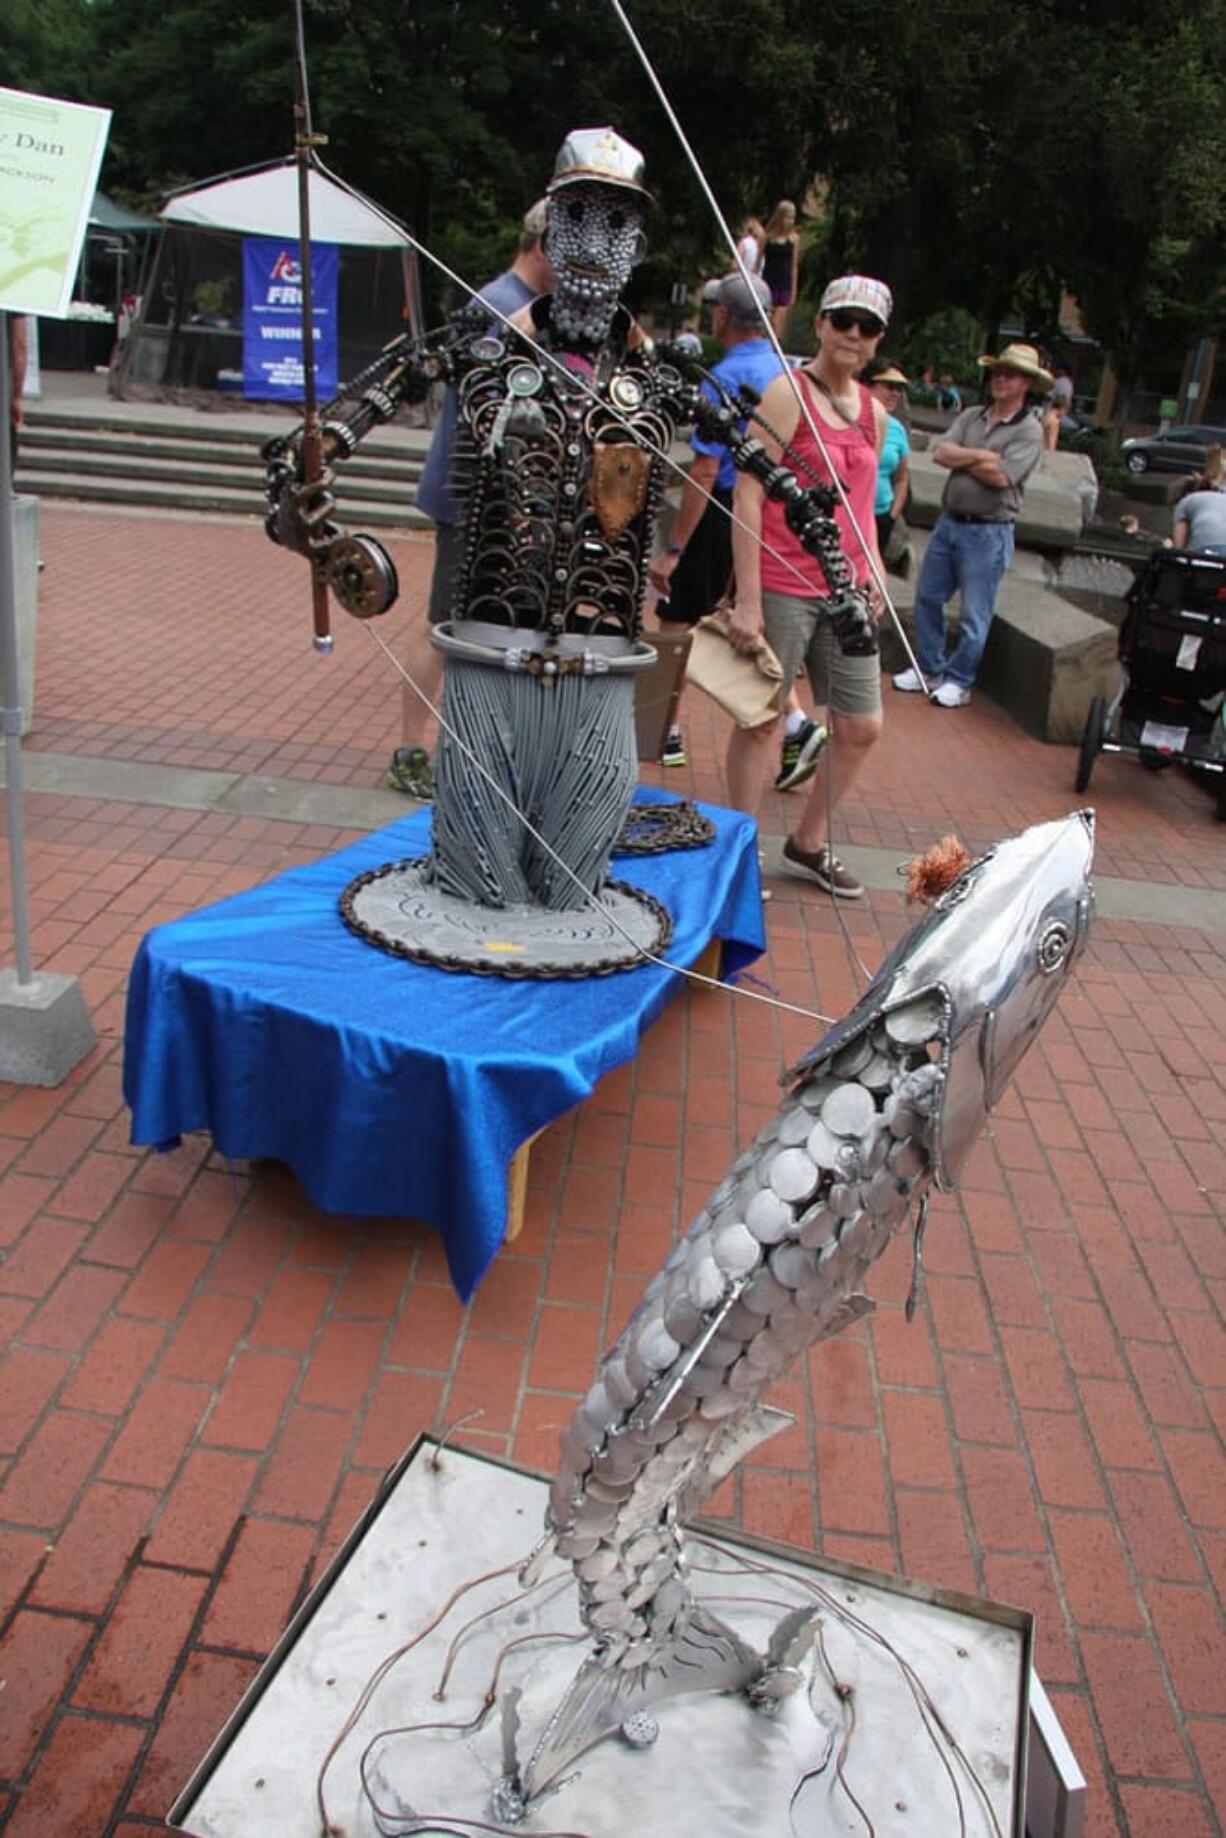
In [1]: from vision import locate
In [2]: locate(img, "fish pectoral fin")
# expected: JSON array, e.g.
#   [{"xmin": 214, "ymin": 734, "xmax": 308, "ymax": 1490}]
[
  {"xmin": 673, "ymin": 1405, "xmax": 794, "ymax": 1525},
  {"xmin": 520, "ymin": 1606, "xmax": 761, "ymax": 1801},
  {"xmin": 764, "ymin": 1603, "xmax": 823, "ymax": 1672},
  {"xmin": 712, "ymin": 1404, "xmax": 794, "ymax": 1476},
  {"xmin": 820, "ymin": 1292, "xmax": 875, "ymax": 1336}
]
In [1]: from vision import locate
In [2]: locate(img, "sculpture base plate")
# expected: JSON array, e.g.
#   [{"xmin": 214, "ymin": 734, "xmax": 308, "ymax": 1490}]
[
  {"xmin": 170, "ymin": 1439, "xmax": 1041, "ymax": 1837},
  {"xmin": 340, "ymin": 858, "xmax": 671, "ymax": 977}
]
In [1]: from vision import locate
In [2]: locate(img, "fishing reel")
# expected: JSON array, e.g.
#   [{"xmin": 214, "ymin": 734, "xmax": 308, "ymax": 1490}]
[{"xmin": 324, "ymin": 534, "xmax": 400, "ymax": 620}]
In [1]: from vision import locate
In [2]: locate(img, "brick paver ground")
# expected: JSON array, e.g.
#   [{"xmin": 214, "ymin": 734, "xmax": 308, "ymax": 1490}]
[{"xmin": 0, "ymin": 504, "xmax": 1223, "ymax": 1836}]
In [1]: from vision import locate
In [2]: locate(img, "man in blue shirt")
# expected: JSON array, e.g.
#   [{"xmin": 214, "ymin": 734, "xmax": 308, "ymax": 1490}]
[
  {"xmin": 648, "ymin": 271, "xmax": 787, "ymax": 769},
  {"xmin": 387, "ymin": 201, "xmax": 554, "ymax": 797}
]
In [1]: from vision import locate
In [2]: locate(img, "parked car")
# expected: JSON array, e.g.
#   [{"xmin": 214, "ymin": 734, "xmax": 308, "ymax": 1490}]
[{"xmin": 1120, "ymin": 424, "xmax": 1226, "ymax": 475}]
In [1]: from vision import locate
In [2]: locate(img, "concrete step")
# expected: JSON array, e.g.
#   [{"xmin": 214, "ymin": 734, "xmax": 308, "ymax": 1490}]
[
  {"xmin": 19, "ymin": 446, "xmax": 421, "ymax": 506},
  {"xmin": 15, "ymin": 468, "xmax": 432, "ymax": 529},
  {"xmin": 24, "ymin": 421, "xmax": 421, "ymax": 472},
  {"xmin": 24, "ymin": 401, "xmax": 431, "ymax": 463}
]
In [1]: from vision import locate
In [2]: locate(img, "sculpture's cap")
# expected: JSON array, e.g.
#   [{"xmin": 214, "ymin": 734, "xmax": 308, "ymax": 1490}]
[{"xmin": 547, "ymin": 127, "xmax": 651, "ymax": 200}]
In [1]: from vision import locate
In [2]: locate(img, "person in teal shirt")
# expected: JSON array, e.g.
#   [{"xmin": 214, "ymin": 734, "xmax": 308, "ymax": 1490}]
[{"xmin": 862, "ymin": 356, "xmax": 911, "ymax": 564}]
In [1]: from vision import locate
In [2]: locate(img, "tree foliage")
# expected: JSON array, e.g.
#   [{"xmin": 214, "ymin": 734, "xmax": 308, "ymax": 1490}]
[{"xmin": 22, "ymin": 0, "xmax": 1225, "ymax": 381}]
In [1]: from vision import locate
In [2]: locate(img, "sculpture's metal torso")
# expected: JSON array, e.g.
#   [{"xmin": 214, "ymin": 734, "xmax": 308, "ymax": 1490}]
[{"xmin": 449, "ymin": 309, "xmax": 690, "ymax": 643}]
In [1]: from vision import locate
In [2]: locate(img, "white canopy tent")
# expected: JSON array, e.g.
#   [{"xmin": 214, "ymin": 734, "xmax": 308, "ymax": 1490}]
[
  {"xmin": 159, "ymin": 159, "xmax": 410, "ymax": 249},
  {"xmin": 111, "ymin": 157, "xmax": 423, "ymax": 403}
]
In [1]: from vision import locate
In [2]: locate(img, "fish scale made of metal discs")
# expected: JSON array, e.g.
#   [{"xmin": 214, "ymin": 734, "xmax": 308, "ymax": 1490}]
[
  {"xmin": 777, "ymin": 1106, "xmax": 815, "ymax": 1147},
  {"xmin": 768, "ymin": 1147, "xmax": 821, "ymax": 1204},
  {"xmin": 820, "ymin": 1082, "xmax": 877, "ymax": 1138},
  {"xmin": 744, "ymin": 1187, "xmax": 795, "ymax": 1244},
  {"xmin": 832, "ymin": 1035, "xmax": 874, "ymax": 1077},
  {"xmin": 884, "ymin": 995, "xmax": 946, "ymax": 1044}
]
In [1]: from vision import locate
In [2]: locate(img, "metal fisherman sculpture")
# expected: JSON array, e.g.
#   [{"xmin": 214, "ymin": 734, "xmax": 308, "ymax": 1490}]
[
  {"xmin": 491, "ymin": 810, "xmax": 1095, "ymax": 1814},
  {"xmin": 263, "ymin": 127, "xmax": 876, "ymax": 975}
]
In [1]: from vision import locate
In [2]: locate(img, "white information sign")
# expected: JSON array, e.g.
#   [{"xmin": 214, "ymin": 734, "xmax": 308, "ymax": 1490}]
[{"xmin": 0, "ymin": 86, "xmax": 112, "ymax": 319}]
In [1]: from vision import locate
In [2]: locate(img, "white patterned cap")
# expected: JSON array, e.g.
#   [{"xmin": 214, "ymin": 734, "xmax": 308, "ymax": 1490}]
[{"xmin": 819, "ymin": 275, "xmax": 893, "ymax": 325}]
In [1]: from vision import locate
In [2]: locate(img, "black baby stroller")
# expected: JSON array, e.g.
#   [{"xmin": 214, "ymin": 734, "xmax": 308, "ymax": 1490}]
[{"xmin": 1075, "ymin": 548, "xmax": 1226, "ymax": 821}]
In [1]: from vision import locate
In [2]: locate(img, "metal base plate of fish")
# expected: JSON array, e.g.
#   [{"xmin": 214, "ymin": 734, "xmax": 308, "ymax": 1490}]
[
  {"xmin": 170, "ymin": 1439, "xmax": 1034, "ymax": 1837},
  {"xmin": 340, "ymin": 859, "xmax": 670, "ymax": 976}
]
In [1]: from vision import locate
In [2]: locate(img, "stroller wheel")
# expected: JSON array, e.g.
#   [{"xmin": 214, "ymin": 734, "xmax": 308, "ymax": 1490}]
[
  {"xmin": 1140, "ymin": 752, "xmax": 1173, "ymax": 772},
  {"xmin": 1075, "ymin": 695, "xmax": 1104, "ymax": 793}
]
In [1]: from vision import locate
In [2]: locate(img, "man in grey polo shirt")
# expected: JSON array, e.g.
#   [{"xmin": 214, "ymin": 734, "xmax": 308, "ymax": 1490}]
[{"xmin": 893, "ymin": 341, "xmax": 1049, "ymax": 708}]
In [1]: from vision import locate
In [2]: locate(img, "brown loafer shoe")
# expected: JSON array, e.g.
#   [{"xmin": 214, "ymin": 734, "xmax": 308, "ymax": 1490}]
[{"xmin": 782, "ymin": 837, "xmax": 864, "ymax": 899}]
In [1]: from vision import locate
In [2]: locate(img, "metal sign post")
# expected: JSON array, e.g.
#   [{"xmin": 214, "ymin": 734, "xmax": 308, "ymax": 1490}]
[
  {"xmin": 0, "ymin": 86, "xmax": 110, "ymax": 1083},
  {"xmin": 0, "ymin": 308, "xmax": 32, "ymax": 984}
]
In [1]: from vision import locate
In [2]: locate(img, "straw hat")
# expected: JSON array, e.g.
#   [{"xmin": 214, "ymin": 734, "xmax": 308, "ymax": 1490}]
[{"xmin": 977, "ymin": 342, "xmax": 1053, "ymax": 390}]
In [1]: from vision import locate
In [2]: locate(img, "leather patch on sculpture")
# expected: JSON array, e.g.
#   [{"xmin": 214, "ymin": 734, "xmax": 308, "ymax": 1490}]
[{"xmin": 590, "ymin": 440, "xmax": 650, "ymax": 539}]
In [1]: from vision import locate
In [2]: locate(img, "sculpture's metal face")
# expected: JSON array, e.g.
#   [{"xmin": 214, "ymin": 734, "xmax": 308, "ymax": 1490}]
[{"xmin": 546, "ymin": 181, "xmax": 646, "ymax": 345}]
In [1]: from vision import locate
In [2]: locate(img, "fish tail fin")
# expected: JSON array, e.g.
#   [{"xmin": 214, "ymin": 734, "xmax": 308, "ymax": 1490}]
[{"xmin": 519, "ymin": 1605, "xmax": 760, "ymax": 1800}]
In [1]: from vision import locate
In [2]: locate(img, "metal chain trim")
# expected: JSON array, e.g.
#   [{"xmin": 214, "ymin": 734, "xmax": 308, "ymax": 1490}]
[
  {"xmin": 338, "ymin": 859, "xmax": 675, "ymax": 980},
  {"xmin": 612, "ymin": 801, "xmax": 716, "ymax": 855}
]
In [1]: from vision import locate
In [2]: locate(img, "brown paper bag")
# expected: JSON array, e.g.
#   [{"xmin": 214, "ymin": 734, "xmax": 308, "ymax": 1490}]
[{"xmin": 685, "ymin": 609, "xmax": 786, "ymax": 728}]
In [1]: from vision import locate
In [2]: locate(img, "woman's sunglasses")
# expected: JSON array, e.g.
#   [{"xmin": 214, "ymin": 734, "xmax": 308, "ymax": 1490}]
[{"xmin": 826, "ymin": 309, "xmax": 884, "ymax": 337}]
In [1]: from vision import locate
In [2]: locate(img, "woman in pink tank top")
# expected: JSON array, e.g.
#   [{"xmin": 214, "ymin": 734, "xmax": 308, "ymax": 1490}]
[{"xmin": 725, "ymin": 274, "xmax": 893, "ymax": 901}]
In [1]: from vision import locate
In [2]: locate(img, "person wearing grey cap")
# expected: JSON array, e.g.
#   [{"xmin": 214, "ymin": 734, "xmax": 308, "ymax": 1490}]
[
  {"xmin": 385, "ymin": 200, "xmax": 554, "ymax": 798},
  {"xmin": 648, "ymin": 270, "xmax": 786, "ymax": 767}
]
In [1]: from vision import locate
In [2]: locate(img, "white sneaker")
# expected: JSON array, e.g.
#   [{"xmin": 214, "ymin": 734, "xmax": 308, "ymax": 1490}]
[
  {"xmin": 892, "ymin": 667, "xmax": 926, "ymax": 693},
  {"xmin": 931, "ymin": 679, "xmax": 972, "ymax": 708}
]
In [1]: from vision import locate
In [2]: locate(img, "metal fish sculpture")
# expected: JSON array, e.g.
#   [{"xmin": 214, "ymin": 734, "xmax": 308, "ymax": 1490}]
[{"xmin": 506, "ymin": 811, "xmax": 1095, "ymax": 1808}]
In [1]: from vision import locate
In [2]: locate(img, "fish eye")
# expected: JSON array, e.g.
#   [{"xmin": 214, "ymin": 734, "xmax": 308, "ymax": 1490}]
[
  {"xmin": 567, "ymin": 199, "xmax": 584, "ymax": 223},
  {"xmin": 1037, "ymin": 920, "xmax": 1070, "ymax": 974},
  {"xmin": 609, "ymin": 210, "xmax": 626, "ymax": 232}
]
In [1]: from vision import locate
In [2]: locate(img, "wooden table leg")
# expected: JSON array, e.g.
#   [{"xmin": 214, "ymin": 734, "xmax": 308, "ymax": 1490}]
[
  {"xmin": 505, "ymin": 1128, "xmax": 543, "ymax": 1243},
  {"xmin": 692, "ymin": 937, "xmax": 723, "ymax": 984},
  {"xmin": 504, "ymin": 939, "xmax": 725, "ymax": 1244}
]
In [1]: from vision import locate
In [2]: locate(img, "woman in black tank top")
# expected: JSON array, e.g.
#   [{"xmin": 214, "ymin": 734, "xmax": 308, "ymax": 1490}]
[{"xmin": 761, "ymin": 200, "xmax": 799, "ymax": 335}]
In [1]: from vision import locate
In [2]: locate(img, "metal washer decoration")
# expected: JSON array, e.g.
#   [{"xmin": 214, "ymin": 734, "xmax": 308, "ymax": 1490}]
[{"xmin": 340, "ymin": 858, "xmax": 673, "ymax": 979}]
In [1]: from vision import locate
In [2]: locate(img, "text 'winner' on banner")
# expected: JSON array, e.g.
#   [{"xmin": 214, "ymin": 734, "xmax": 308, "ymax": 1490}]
[{"xmin": 242, "ymin": 236, "xmax": 337, "ymax": 401}]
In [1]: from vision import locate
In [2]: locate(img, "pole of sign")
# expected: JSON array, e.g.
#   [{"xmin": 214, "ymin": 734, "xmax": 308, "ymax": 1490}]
[
  {"xmin": 291, "ymin": 0, "xmax": 333, "ymax": 654},
  {"xmin": 0, "ymin": 307, "xmax": 33, "ymax": 984}
]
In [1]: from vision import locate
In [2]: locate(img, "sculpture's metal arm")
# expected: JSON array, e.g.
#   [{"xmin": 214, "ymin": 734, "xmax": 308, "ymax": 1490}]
[
  {"xmin": 259, "ymin": 318, "xmax": 470, "ymax": 618},
  {"xmin": 262, "ymin": 326, "xmax": 454, "ymax": 554},
  {"xmin": 681, "ymin": 361, "xmax": 878, "ymax": 659}
]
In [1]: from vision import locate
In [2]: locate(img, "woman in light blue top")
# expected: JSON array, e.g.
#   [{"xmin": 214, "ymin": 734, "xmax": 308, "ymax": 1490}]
[{"xmin": 862, "ymin": 356, "xmax": 911, "ymax": 561}]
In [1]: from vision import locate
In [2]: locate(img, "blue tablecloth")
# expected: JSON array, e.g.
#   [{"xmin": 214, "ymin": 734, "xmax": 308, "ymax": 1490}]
[{"xmin": 123, "ymin": 791, "xmax": 765, "ymax": 1298}]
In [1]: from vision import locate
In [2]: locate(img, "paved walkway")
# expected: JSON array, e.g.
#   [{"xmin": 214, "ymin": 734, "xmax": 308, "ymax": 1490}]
[{"xmin": 0, "ymin": 502, "xmax": 1223, "ymax": 1837}]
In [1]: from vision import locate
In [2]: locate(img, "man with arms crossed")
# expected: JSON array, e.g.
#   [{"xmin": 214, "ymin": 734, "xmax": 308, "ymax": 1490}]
[{"xmin": 893, "ymin": 341, "xmax": 1048, "ymax": 708}]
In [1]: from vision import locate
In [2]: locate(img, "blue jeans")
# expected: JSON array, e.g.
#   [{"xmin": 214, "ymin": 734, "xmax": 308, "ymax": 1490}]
[{"xmin": 913, "ymin": 515, "xmax": 1014, "ymax": 688}]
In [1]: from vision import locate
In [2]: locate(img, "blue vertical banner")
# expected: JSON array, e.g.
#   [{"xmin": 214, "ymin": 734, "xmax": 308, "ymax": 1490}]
[{"xmin": 241, "ymin": 236, "xmax": 338, "ymax": 400}]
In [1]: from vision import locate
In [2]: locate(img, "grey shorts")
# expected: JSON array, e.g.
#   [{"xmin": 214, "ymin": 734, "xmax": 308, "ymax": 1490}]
[{"xmin": 762, "ymin": 590, "xmax": 882, "ymax": 717}]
